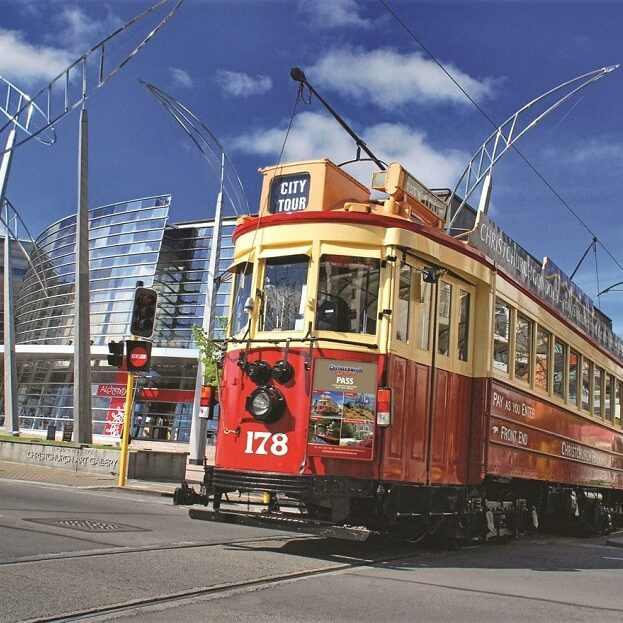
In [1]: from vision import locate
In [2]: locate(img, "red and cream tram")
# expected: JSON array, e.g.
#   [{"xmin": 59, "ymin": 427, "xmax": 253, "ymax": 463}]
[{"xmin": 178, "ymin": 157, "xmax": 623, "ymax": 540}]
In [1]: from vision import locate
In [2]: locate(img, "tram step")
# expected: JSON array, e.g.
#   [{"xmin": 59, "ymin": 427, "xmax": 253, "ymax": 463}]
[{"xmin": 188, "ymin": 508, "xmax": 371, "ymax": 541}]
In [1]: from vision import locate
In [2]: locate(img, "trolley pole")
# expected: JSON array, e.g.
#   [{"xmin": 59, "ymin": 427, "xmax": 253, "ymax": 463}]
[{"xmin": 117, "ymin": 370, "xmax": 135, "ymax": 487}]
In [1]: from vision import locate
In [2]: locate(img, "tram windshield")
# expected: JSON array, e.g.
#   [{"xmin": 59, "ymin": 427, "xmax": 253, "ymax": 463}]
[
  {"xmin": 316, "ymin": 255, "xmax": 380, "ymax": 334},
  {"xmin": 231, "ymin": 262, "xmax": 254, "ymax": 335},
  {"xmin": 260, "ymin": 255, "xmax": 309, "ymax": 331}
]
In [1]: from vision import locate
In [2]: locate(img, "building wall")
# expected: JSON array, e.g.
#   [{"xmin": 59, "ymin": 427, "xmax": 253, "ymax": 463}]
[{"xmin": 0, "ymin": 195, "xmax": 236, "ymax": 444}]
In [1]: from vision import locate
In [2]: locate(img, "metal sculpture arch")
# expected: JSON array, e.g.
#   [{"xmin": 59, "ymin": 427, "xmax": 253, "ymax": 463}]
[
  {"xmin": 0, "ymin": 198, "xmax": 49, "ymax": 296},
  {"xmin": 0, "ymin": 0, "xmax": 185, "ymax": 154},
  {"xmin": 0, "ymin": 77, "xmax": 56, "ymax": 147},
  {"xmin": 141, "ymin": 80, "xmax": 250, "ymax": 217},
  {"xmin": 445, "ymin": 65, "xmax": 618, "ymax": 233}
]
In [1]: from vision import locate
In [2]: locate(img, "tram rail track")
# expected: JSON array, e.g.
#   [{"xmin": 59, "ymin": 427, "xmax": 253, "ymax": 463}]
[
  {"xmin": 0, "ymin": 533, "xmax": 296, "ymax": 567},
  {"xmin": 23, "ymin": 544, "xmax": 424, "ymax": 623}
]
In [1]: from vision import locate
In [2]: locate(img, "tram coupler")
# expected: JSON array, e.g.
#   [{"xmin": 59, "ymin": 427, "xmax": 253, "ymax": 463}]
[{"xmin": 173, "ymin": 481, "xmax": 208, "ymax": 506}]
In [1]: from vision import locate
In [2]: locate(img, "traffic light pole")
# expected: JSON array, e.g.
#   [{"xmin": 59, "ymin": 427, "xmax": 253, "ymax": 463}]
[{"xmin": 117, "ymin": 369, "xmax": 135, "ymax": 487}]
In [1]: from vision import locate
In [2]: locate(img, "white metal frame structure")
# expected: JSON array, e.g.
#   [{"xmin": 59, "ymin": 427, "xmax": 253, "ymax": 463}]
[
  {"xmin": 0, "ymin": 0, "xmax": 185, "ymax": 154},
  {"xmin": 445, "ymin": 65, "xmax": 619, "ymax": 233},
  {"xmin": 0, "ymin": 77, "xmax": 55, "ymax": 433}
]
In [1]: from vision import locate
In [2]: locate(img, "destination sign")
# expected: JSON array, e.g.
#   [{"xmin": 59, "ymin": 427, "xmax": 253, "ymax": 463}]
[{"xmin": 268, "ymin": 172, "xmax": 310, "ymax": 214}]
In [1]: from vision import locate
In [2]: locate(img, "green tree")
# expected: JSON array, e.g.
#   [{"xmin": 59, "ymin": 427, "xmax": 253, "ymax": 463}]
[{"xmin": 192, "ymin": 323, "xmax": 224, "ymax": 386}]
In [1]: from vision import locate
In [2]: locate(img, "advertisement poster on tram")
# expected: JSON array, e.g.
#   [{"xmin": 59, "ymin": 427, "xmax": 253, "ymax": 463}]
[{"xmin": 308, "ymin": 359, "xmax": 377, "ymax": 460}]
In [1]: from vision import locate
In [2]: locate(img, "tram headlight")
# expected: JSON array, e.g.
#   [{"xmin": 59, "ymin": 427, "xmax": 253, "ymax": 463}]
[
  {"xmin": 246, "ymin": 385, "xmax": 286, "ymax": 423},
  {"xmin": 271, "ymin": 359, "xmax": 294, "ymax": 384},
  {"xmin": 245, "ymin": 359, "xmax": 272, "ymax": 385}
]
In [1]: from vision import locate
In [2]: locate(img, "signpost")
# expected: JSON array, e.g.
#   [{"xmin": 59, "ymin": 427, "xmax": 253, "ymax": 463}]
[{"xmin": 116, "ymin": 288, "xmax": 156, "ymax": 487}]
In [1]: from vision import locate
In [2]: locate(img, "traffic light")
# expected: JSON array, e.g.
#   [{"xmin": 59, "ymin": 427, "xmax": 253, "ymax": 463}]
[
  {"xmin": 125, "ymin": 340, "xmax": 152, "ymax": 374},
  {"xmin": 130, "ymin": 286, "xmax": 158, "ymax": 338},
  {"xmin": 107, "ymin": 341, "xmax": 124, "ymax": 367}
]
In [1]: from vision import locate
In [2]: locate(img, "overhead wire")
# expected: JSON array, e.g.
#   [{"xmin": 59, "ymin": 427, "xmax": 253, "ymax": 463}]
[{"xmin": 377, "ymin": 0, "xmax": 623, "ymax": 280}]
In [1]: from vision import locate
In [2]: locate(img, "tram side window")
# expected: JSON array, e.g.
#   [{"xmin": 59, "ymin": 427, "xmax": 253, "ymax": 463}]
[
  {"xmin": 231, "ymin": 262, "xmax": 253, "ymax": 335},
  {"xmin": 605, "ymin": 374, "xmax": 613, "ymax": 421},
  {"xmin": 260, "ymin": 255, "xmax": 308, "ymax": 332},
  {"xmin": 416, "ymin": 279, "xmax": 432, "ymax": 351},
  {"xmin": 514, "ymin": 313, "xmax": 532, "ymax": 383},
  {"xmin": 568, "ymin": 350, "xmax": 579, "ymax": 406},
  {"xmin": 396, "ymin": 262, "xmax": 412, "ymax": 342},
  {"xmin": 615, "ymin": 381, "xmax": 622, "ymax": 427},
  {"xmin": 457, "ymin": 290, "xmax": 470, "ymax": 362},
  {"xmin": 316, "ymin": 255, "xmax": 380, "ymax": 334},
  {"xmin": 593, "ymin": 366, "xmax": 603, "ymax": 417},
  {"xmin": 437, "ymin": 282, "xmax": 452, "ymax": 356},
  {"xmin": 493, "ymin": 299, "xmax": 510, "ymax": 373},
  {"xmin": 535, "ymin": 326, "xmax": 550, "ymax": 391},
  {"xmin": 581, "ymin": 358, "xmax": 591, "ymax": 412},
  {"xmin": 553, "ymin": 338, "xmax": 567, "ymax": 399}
]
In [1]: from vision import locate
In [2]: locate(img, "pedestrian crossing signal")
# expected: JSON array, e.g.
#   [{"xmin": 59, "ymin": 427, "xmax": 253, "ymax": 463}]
[{"xmin": 130, "ymin": 287, "xmax": 158, "ymax": 338}]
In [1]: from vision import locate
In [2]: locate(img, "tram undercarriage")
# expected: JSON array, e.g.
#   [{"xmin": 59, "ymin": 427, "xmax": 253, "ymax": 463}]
[{"xmin": 174, "ymin": 469, "xmax": 623, "ymax": 542}]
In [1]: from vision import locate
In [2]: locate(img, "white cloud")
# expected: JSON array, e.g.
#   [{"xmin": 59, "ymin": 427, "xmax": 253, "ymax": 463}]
[
  {"xmin": 50, "ymin": 5, "xmax": 123, "ymax": 52},
  {"xmin": 231, "ymin": 111, "xmax": 467, "ymax": 188},
  {"xmin": 299, "ymin": 0, "xmax": 372, "ymax": 29},
  {"xmin": 307, "ymin": 47, "xmax": 497, "ymax": 110},
  {"xmin": 364, "ymin": 122, "xmax": 467, "ymax": 187},
  {"xmin": 169, "ymin": 67, "xmax": 193, "ymax": 88},
  {"xmin": 544, "ymin": 139, "xmax": 623, "ymax": 164},
  {"xmin": 216, "ymin": 70, "xmax": 272, "ymax": 98},
  {"xmin": 0, "ymin": 28, "xmax": 73, "ymax": 86},
  {"xmin": 0, "ymin": 5, "xmax": 125, "ymax": 88}
]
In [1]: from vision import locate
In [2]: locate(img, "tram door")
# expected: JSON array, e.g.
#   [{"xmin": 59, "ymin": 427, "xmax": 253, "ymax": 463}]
[{"xmin": 381, "ymin": 263, "xmax": 474, "ymax": 486}]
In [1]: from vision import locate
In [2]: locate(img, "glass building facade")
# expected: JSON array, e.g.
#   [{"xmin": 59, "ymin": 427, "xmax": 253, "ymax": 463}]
[{"xmin": 0, "ymin": 195, "xmax": 236, "ymax": 443}]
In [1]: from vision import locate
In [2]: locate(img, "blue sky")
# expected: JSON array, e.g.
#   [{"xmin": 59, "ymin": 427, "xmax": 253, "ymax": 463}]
[{"xmin": 2, "ymin": 0, "xmax": 623, "ymax": 328}]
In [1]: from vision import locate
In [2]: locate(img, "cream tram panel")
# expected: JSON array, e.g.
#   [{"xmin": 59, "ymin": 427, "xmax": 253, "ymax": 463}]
[{"xmin": 258, "ymin": 159, "xmax": 370, "ymax": 216}]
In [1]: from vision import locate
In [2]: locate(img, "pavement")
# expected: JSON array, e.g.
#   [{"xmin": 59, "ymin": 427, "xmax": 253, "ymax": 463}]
[{"xmin": 0, "ymin": 457, "xmax": 205, "ymax": 496}]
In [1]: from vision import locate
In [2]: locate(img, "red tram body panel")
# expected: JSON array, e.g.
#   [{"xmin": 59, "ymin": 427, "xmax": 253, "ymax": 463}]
[{"xmin": 485, "ymin": 381, "xmax": 623, "ymax": 488}]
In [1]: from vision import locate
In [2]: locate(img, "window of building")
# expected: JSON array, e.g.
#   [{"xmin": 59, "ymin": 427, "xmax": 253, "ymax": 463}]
[
  {"xmin": 535, "ymin": 326, "xmax": 550, "ymax": 391},
  {"xmin": 493, "ymin": 299, "xmax": 510, "ymax": 373},
  {"xmin": 553, "ymin": 338, "xmax": 567, "ymax": 398},
  {"xmin": 437, "ymin": 282, "xmax": 452, "ymax": 356},
  {"xmin": 457, "ymin": 289, "xmax": 470, "ymax": 362},
  {"xmin": 514, "ymin": 313, "xmax": 532, "ymax": 383}
]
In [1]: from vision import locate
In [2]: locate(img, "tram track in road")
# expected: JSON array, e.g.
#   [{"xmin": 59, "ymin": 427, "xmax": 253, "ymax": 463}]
[
  {"xmin": 0, "ymin": 533, "xmax": 305, "ymax": 567},
  {"xmin": 22, "ymin": 537, "xmax": 428, "ymax": 623}
]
